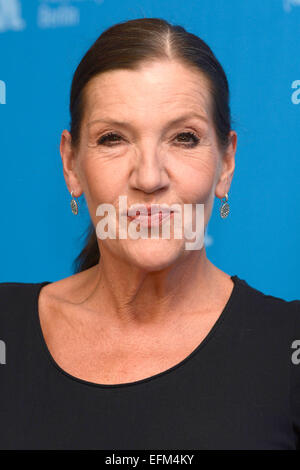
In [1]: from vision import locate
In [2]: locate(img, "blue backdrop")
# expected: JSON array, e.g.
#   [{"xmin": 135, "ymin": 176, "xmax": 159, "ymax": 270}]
[{"xmin": 0, "ymin": 0, "xmax": 299, "ymax": 300}]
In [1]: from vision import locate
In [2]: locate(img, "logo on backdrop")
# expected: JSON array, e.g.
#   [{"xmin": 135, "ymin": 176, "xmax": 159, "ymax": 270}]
[
  {"xmin": 0, "ymin": 0, "xmax": 26, "ymax": 33},
  {"xmin": 283, "ymin": 0, "xmax": 300, "ymax": 12},
  {"xmin": 0, "ymin": 80, "xmax": 6, "ymax": 104},
  {"xmin": 291, "ymin": 80, "xmax": 300, "ymax": 104},
  {"xmin": 204, "ymin": 228, "xmax": 213, "ymax": 247},
  {"xmin": 37, "ymin": 0, "xmax": 104, "ymax": 29},
  {"xmin": 0, "ymin": 0, "xmax": 105, "ymax": 32}
]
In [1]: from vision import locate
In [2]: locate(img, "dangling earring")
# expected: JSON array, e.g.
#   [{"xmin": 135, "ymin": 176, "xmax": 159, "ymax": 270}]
[
  {"xmin": 220, "ymin": 193, "xmax": 230, "ymax": 218},
  {"xmin": 70, "ymin": 190, "xmax": 79, "ymax": 215}
]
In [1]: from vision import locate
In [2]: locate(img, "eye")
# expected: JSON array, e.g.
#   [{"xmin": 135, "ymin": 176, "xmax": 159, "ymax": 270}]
[
  {"xmin": 97, "ymin": 132, "xmax": 123, "ymax": 146},
  {"xmin": 97, "ymin": 130, "xmax": 201, "ymax": 148},
  {"xmin": 174, "ymin": 132, "xmax": 200, "ymax": 148}
]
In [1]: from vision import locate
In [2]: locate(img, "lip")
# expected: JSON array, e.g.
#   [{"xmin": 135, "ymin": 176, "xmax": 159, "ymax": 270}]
[
  {"xmin": 127, "ymin": 211, "xmax": 175, "ymax": 228},
  {"xmin": 126, "ymin": 204, "xmax": 178, "ymax": 217}
]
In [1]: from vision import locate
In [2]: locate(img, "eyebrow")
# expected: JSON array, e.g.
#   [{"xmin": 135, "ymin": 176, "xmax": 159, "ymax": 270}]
[{"xmin": 87, "ymin": 112, "xmax": 208, "ymax": 130}]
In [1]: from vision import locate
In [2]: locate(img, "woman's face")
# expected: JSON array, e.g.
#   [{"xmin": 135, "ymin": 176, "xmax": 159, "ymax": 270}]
[{"xmin": 61, "ymin": 60, "xmax": 236, "ymax": 271}]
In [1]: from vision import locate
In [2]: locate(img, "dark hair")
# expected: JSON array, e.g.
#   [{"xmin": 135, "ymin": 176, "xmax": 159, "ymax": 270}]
[{"xmin": 70, "ymin": 17, "xmax": 232, "ymax": 274}]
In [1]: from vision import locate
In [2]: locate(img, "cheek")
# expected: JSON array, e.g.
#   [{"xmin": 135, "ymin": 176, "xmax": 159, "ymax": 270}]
[
  {"xmin": 80, "ymin": 156, "xmax": 126, "ymax": 204},
  {"xmin": 174, "ymin": 154, "xmax": 218, "ymax": 203}
]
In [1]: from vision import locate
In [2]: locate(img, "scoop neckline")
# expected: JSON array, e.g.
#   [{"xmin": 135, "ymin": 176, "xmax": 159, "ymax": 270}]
[{"xmin": 34, "ymin": 274, "xmax": 241, "ymax": 390}]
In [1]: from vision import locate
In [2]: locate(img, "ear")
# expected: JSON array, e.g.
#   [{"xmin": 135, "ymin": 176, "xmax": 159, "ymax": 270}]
[
  {"xmin": 215, "ymin": 130, "xmax": 237, "ymax": 199},
  {"xmin": 60, "ymin": 129, "xmax": 83, "ymax": 197}
]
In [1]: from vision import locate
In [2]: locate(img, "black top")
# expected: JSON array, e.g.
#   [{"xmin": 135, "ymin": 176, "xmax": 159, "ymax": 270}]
[{"xmin": 0, "ymin": 275, "xmax": 299, "ymax": 450}]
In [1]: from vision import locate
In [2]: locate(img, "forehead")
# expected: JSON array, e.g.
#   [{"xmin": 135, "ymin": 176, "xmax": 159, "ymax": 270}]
[{"xmin": 82, "ymin": 61, "xmax": 212, "ymax": 123}]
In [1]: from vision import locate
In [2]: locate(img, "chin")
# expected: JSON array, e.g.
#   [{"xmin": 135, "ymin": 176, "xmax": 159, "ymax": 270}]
[{"xmin": 124, "ymin": 238, "xmax": 184, "ymax": 271}]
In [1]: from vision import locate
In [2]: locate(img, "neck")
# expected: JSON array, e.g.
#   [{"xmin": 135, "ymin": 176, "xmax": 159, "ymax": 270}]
[{"xmin": 81, "ymin": 247, "xmax": 224, "ymax": 330}]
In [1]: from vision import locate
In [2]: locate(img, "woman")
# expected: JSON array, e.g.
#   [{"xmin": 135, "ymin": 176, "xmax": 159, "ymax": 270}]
[{"xmin": 0, "ymin": 18, "xmax": 299, "ymax": 450}]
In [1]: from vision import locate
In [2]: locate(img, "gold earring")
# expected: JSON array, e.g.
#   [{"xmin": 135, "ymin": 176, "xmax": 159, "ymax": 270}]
[
  {"xmin": 220, "ymin": 193, "xmax": 230, "ymax": 218},
  {"xmin": 70, "ymin": 190, "xmax": 79, "ymax": 215}
]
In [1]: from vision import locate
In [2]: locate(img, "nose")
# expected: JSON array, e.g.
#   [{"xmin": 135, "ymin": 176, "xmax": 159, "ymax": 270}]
[{"xmin": 129, "ymin": 141, "xmax": 169, "ymax": 194}]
